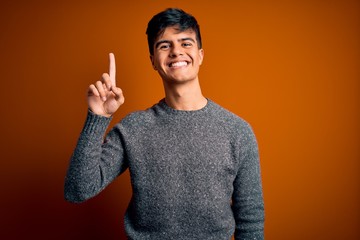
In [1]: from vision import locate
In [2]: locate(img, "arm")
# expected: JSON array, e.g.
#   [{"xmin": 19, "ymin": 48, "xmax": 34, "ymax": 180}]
[
  {"xmin": 64, "ymin": 53, "xmax": 126, "ymax": 203},
  {"xmin": 232, "ymin": 124, "xmax": 265, "ymax": 239}
]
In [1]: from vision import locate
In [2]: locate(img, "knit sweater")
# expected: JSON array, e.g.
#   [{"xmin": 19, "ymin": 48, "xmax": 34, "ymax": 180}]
[{"xmin": 64, "ymin": 99, "xmax": 264, "ymax": 240}]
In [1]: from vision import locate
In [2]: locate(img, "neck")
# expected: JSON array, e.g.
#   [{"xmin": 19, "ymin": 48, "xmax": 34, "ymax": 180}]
[{"xmin": 163, "ymin": 79, "xmax": 207, "ymax": 111}]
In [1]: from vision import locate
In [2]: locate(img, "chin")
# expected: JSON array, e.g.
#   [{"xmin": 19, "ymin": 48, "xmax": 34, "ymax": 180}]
[
  {"xmin": 168, "ymin": 74, "xmax": 197, "ymax": 82},
  {"xmin": 165, "ymin": 77, "xmax": 193, "ymax": 84}
]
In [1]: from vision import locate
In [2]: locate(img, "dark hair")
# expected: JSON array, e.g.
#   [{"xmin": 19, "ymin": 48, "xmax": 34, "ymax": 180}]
[{"xmin": 146, "ymin": 8, "xmax": 202, "ymax": 55}]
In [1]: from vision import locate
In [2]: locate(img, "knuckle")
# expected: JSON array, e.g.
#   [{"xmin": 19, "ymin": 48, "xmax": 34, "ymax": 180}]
[{"xmin": 102, "ymin": 73, "xmax": 109, "ymax": 80}]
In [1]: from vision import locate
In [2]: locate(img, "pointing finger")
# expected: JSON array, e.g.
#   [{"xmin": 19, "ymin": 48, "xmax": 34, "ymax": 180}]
[{"xmin": 109, "ymin": 53, "xmax": 116, "ymax": 86}]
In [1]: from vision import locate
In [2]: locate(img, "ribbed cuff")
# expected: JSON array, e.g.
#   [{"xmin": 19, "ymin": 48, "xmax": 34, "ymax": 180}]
[{"xmin": 81, "ymin": 109, "xmax": 113, "ymax": 138}]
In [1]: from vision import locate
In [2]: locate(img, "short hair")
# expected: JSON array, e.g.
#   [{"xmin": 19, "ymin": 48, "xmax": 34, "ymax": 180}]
[{"xmin": 146, "ymin": 8, "xmax": 202, "ymax": 55}]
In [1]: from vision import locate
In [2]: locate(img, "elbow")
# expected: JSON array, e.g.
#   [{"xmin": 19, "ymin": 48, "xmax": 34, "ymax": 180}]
[
  {"xmin": 64, "ymin": 179, "xmax": 95, "ymax": 203},
  {"xmin": 64, "ymin": 191, "xmax": 89, "ymax": 204},
  {"xmin": 64, "ymin": 169, "xmax": 105, "ymax": 203},
  {"xmin": 233, "ymin": 203, "xmax": 265, "ymax": 238}
]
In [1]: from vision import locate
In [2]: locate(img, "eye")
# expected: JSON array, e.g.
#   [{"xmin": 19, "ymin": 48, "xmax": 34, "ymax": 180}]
[
  {"xmin": 182, "ymin": 42, "xmax": 193, "ymax": 47},
  {"xmin": 158, "ymin": 43, "xmax": 170, "ymax": 50}
]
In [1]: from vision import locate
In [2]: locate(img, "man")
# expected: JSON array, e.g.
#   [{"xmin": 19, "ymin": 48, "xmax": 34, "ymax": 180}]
[{"xmin": 65, "ymin": 8, "xmax": 264, "ymax": 240}]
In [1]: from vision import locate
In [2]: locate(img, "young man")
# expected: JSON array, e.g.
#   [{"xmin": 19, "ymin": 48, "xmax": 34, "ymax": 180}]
[{"xmin": 65, "ymin": 8, "xmax": 264, "ymax": 240}]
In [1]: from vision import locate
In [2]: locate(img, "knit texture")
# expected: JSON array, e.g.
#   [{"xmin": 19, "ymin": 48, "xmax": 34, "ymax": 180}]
[{"xmin": 65, "ymin": 99, "xmax": 264, "ymax": 240}]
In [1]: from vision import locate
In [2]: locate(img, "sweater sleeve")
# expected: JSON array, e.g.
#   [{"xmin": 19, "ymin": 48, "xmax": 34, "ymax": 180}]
[
  {"xmin": 64, "ymin": 110, "xmax": 128, "ymax": 203},
  {"xmin": 232, "ymin": 123, "xmax": 265, "ymax": 240}
]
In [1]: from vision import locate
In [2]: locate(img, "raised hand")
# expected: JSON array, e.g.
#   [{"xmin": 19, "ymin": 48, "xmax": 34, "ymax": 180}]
[{"xmin": 87, "ymin": 53, "xmax": 125, "ymax": 117}]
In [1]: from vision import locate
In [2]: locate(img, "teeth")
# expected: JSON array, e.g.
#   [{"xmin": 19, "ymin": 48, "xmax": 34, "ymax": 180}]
[{"xmin": 170, "ymin": 61, "xmax": 187, "ymax": 67}]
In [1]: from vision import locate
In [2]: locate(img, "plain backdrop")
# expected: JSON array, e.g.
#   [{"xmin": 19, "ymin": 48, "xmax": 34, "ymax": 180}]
[{"xmin": 0, "ymin": 0, "xmax": 359, "ymax": 239}]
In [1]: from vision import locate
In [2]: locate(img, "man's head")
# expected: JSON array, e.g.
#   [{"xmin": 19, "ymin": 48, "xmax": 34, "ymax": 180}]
[{"xmin": 146, "ymin": 8, "xmax": 202, "ymax": 56}]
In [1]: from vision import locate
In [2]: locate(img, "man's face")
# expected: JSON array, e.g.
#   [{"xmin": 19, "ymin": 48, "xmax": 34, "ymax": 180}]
[{"xmin": 150, "ymin": 26, "xmax": 204, "ymax": 84}]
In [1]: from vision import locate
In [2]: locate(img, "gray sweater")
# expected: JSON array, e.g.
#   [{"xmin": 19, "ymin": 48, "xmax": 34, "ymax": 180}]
[{"xmin": 65, "ymin": 99, "xmax": 264, "ymax": 240}]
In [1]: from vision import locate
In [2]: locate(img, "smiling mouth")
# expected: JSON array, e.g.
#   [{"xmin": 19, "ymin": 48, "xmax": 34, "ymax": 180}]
[{"xmin": 168, "ymin": 61, "xmax": 189, "ymax": 68}]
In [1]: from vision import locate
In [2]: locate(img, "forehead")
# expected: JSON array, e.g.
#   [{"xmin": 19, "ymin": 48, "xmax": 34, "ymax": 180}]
[{"xmin": 156, "ymin": 26, "xmax": 196, "ymax": 41}]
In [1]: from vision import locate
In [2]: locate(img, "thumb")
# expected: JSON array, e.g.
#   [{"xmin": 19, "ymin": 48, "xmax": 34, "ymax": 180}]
[{"xmin": 112, "ymin": 86, "xmax": 125, "ymax": 104}]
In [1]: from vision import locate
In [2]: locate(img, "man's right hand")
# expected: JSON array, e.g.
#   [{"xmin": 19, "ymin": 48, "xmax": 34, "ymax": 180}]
[{"xmin": 87, "ymin": 53, "xmax": 125, "ymax": 118}]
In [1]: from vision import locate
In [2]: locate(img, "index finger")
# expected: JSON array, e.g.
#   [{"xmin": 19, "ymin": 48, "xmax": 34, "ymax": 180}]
[{"xmin": 109, "ymin": 53, "xmax": 116, "ymax": 86}]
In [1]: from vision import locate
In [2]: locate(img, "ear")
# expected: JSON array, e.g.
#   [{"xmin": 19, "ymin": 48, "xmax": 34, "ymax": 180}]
[
  {"xmin": 198, "ymin": 49, "xmax": 204, "ymax": 65},
  {"xmin": 150, "ymin": 55, "xmax": 157, "ymax": 70}
]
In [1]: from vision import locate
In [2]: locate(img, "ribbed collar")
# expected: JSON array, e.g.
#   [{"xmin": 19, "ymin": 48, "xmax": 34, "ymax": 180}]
[{"xmin": 156, "ymin": 98, "xmax": 214, "ymax": 115}]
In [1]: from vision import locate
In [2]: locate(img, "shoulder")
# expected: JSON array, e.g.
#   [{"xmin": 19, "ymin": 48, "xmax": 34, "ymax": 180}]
[
  {"xmin": 209, "ymin": 101, "xmax": 259, "ymax": 159},
  {"xmin": 209, "ymin": 100, "xmax": 254, "ymax": 135},
  {"xmin": 117, "ymin": 102, "xmax": 160, "ymax": 129}
]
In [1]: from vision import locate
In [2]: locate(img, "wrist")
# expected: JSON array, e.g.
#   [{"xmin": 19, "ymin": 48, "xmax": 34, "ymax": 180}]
[{"xmin": 88, "ymin": 109, "xmax": 112, "ymax": 118}]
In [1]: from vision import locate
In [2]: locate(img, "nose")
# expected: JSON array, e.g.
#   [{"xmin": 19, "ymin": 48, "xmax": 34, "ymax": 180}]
[{"xmin": 169, "ymin": 44, "xmax": 183, "ymax": 58}]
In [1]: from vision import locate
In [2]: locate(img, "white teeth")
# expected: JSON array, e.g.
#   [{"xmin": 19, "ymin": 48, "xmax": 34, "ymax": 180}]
[{"xmin": 170, "ymin": 61, "xmax": 187, "ymax": 67}]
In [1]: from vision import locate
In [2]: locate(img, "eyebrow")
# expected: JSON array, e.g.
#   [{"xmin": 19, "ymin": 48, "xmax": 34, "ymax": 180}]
[{"xmin": 155, "ymin": 37, "xmax": 196, "ymax": 48}]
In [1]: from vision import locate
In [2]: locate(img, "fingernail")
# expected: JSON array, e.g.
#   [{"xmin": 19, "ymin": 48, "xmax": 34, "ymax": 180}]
[{"xmin": 102, "ymin": 97, "xmax": 107, "ymax": 101}]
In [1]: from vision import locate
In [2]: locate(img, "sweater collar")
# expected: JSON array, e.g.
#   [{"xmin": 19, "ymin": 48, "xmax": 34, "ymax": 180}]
[{"xmin": 157, "ymin": 98, "xmax": 213, "ymax": 115}]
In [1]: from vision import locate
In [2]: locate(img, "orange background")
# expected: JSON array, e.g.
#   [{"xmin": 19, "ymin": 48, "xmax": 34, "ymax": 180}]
[{"xmin": 0, "ymin": 0, "xmax": 359, "ymax": 239}]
